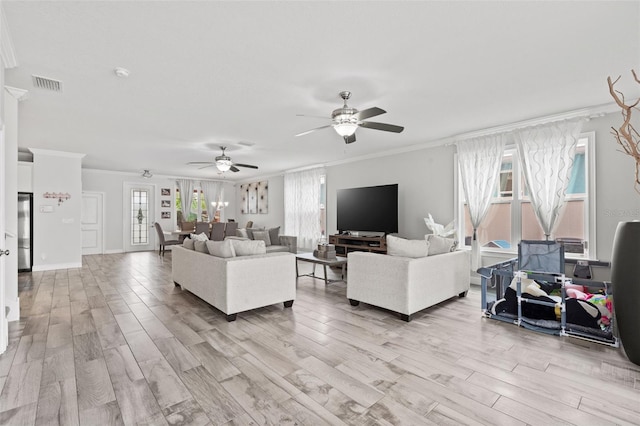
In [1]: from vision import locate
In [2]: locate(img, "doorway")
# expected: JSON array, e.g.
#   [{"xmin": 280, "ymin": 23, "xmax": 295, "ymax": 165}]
[
  {"xmin": 123, "ymin": 183, "xmax": 155, "ymax": 252},
  {"xmin": 81, "ymin": 191, "xmax": 105, "ymax": 255}
]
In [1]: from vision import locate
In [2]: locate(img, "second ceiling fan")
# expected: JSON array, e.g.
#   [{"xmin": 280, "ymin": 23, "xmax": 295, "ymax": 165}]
[
  {"xmin": 296, "ymin": 91, "xmax": 404, "ymax": 144},
  {"xmin": 188, "ymin": 146, "xmax": 258, "ymax": 173}
]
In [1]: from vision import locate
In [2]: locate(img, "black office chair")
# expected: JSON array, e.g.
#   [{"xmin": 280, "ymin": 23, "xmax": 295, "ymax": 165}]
[{"xmin": 154, "ymin": 222, "xmax": 181, "ymax": 256}]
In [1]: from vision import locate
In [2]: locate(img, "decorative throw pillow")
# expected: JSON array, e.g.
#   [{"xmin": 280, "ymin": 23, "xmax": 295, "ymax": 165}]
[
  {"xmin": 236, "ymin": 228, "xmax": 249, "ymax": 239},
  {"xmin": 245, "ymin": 227, "xmax": 264, "ymax": 240},
  {"xmin": 387, "ymin": 234, "xmax": 430, "ymax": 258},
  {"xmin": 252, "ymin": 230, "xmax": 272, "ymax": 246},
  {"xmin": 190, "ymin": 232, "xmax": 209, "ymax": 242},
  {"xmin": 230, "ymin": 239, "xmax": 267, "ymax": 256},
  {"xmin": 182, "ymin": 239, "xmax": 195, "ymax": 250},
  {"xmin": 206, "ymin": 239, "xmax": 236, "ymax": 258},
  {"xmin": 194, "ymin": 240, "xmax": 209, "ymax": 254},
  {"xmin": 268, "ymin": 227, "xmax": 280, "ymax": 245},
  {"xmin": 426, "ymin": 234, "xmax": 458, "ymax": 255}
]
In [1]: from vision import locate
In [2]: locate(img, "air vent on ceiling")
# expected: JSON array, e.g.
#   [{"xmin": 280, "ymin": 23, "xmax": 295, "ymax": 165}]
[{"xmin": 32, "ymin": 75, "xmax": 62, "ymax": 92}]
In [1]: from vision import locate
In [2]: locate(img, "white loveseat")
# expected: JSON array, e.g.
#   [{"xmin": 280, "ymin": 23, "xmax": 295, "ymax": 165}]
[
  {"xmin": 172, "ymin": 244, "xmax": 296, "ymax": 321},
  {"xmin": 347, "ymin": 250, "xmax": 471, "ymax": 321}
]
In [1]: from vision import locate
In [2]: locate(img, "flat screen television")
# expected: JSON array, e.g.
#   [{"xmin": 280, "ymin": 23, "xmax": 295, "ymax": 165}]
[{"xmin": 337, "ymin": 184, "xmax": 398, "ymax": 234}]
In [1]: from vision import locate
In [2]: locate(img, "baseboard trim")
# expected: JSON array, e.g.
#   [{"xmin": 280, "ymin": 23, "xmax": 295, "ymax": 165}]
[
  {"xmin": 32, "ymin": 262, "xmax": 83, "ymax": 272},
  {"xmin": 6, "ymin": 298, "xmax": 19, "ymax": 322}
]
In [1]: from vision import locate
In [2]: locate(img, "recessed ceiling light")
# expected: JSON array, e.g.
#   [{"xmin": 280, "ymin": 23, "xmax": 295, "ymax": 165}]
[{"xmin": 114, "ymin": 67, "xmax": 130, "ymax": 78}]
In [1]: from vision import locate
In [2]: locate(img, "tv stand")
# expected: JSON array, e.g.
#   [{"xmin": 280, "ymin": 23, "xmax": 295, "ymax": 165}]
[{"xmin": 329, "ymin": 234, "xmax": 387, "ymax": 256}]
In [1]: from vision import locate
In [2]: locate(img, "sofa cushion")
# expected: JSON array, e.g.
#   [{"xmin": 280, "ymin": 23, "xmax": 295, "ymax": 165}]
[
  {"xmin": 182, "ymin": 239, "xmax": 195, "ymax": 250},
  {"xmin": 268, "ymin": 227, "xmax": 280, "ymax": 245},
  {"xmin": 194, "ymin": 240, "xmax": 209, "ymax": 254},
  {"xmin": 236, "ymin": 228, "xmax": 249, "ymax": 238},
  {"xmin": 266, "ymin": 245, "xmax": 289, "ymax": 253},
  {"xmin": 230, "ymin": 239, "xmax": 267, "ymax": 256},
  {"xmin": 246, "ymin": 227, "xmax": 264, "ymax": 240},
  {"xmin": 252, "ymin": 230, "xmax": 272, "ymax": 246},
  {"xmin": 206, "ymin": 239, "xmax": 236, "ymax": 258},
  {"xmin": 426, "ymin": 234, "xmax": 458, "ymax": 255},
  {"xmin": 387, "ymin": 234, "xmax": 430, "ymax": 258},
  {"xmin": 190, "ymin": 232, "xmax": 209, "ymax": 242}
]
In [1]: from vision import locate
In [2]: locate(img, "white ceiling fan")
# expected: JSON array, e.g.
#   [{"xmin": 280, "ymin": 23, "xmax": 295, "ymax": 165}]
[{"xmin": 296, "ymin": 91, "xmax": 404, "ymax": 144}]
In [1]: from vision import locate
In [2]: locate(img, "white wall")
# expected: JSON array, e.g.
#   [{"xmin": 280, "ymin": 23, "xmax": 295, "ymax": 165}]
[
  {"xmin": 82, "ymin": 169, "xmax": 234, "ymax": 252},
  {"xmin": 234, "ymin": 175, "xmax": 284, "ymax": 229},
  {"xmin": 30, "ymin": 149, "xmax": 84, "ymax": 271},
  {"xmin": 3, "ymin": 89, "xmax": 19, "ymax": 320}
]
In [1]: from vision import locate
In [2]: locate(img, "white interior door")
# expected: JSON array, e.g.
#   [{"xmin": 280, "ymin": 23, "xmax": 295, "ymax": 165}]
[
  {"xmin": 123, "ymin": 183, "xmax": 155, "ymax": 252},
  {"xmin": 81, "ymin": 191, "xmax": 104, "ymax": 255},
  {"xmin": 0, "ymin": 126, "xmax": 8, "ymax": 354}
]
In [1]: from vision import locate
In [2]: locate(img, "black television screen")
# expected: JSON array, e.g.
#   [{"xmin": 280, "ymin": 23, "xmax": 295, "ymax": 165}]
[{"xmin": 337, "ymin": 184, "xmax": 398, "ymax": 234}]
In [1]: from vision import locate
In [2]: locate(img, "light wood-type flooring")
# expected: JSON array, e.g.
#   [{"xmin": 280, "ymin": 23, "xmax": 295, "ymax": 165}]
[{"xmin": 0, "ymin": 251, "xmax": 639, "ymax": 425}]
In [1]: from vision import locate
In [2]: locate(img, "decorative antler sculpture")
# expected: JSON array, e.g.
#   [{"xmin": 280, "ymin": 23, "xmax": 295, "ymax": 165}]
[{"xmin": 607, "ymin": 70, "xmax": 640, "ymax": 193}]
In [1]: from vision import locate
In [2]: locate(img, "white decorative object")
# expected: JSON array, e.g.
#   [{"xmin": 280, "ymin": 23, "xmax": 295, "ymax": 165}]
[
  {"xmin": 456, "ymin": 134, "xmax": 506, "ymax": 271},
  {"xmin": 513, "ymin": 119, "xmax": 584, "ymax": 238},
  {"xmin": 424, "ymin": 213, "xmax": 456, "ymax": 237}
]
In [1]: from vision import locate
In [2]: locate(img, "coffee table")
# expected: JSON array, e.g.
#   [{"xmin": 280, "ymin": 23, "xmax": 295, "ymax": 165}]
[{"xmin": 295, "ymin": 252, "xmax": 347, "ymax": 285}]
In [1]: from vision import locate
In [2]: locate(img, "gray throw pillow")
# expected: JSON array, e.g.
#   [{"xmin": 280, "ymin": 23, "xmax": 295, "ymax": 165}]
[
  {"xmin": 236, "ymin": 228, "xmax": 249, "ymax": 238},
  {"xmin": 252, "ymin": 230, "xmax": 272, "ymax": 246},
  {"xmin": 182, "ymin": 239, "xmax": 195, "ymax": 250},
  {"xmin": 245, "ymin": 227, "xmax": 264, "ymax": 240},
  {"xmin": 268, "ymin": 226, "xmax": 280, "ymax": 245},
  {"xmin": 206, "ymin": 239, "xmax": 236, "ymax": 258},
  {"xmin": 426, "ymin": 234, "xmax": 458, "ymax": 255},
  {"xmin": 194, "ymin": 240, "xmax": 209, "ymax": 254},
  {"xmin": 230, "ymin": 239, "xmax": 267, "ymax": 256},
  {"xmin": 387, "ymin": 234, "xmax": 430, "ymax": 258}
]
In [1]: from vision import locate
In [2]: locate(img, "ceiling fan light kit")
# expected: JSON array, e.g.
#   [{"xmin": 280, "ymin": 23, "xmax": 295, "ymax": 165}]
[
  {"xmin": 297, "ymin": 91, "xmax": 404, "ymax": 143},
  {"xmin": 188, "ymin": 146, "xmax": 259, "ymax": 173}
]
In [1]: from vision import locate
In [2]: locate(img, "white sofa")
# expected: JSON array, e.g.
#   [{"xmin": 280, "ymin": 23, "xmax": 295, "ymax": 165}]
[
  {"xmin": 347, "ymin": 250, "xmax": 471, "ymax": 321},
  {"xmin": 172, "ymin": 245, "xmax": 296, "ymax": 321}
]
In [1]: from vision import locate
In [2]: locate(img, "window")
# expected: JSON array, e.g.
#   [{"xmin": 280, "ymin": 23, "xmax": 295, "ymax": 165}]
[
  {"xmin": 458, "ymin": 133, "xmax": 595, "ymax": 257},
  {"xmin": 176, "ymin": 188, "xmax": 209, "ymax": 222},
  {"xmin": 131, "ymin": 189, "xmax": 149, "ymax": 245}
]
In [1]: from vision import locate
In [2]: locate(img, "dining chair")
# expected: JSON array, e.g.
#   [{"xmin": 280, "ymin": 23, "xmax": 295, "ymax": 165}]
[
  {"xmin": 210, "ymin": 222, "xmax": 226, "ymax": 241},
  {"xmin": 245, "ymin": 220, "xmax": 254, "ymax": 229},
  {"xmin": 154, "ymin": 222, "xmax": 181, "ymax": 256},
  {"xmin": 224, "ymin": 221, "xmax": 239, "ymax": 239},
  {"xmin": 195, "ymin": 221, "xmax": 210, "ymax": 235},
  {"xmin": 180, "ymin": 221, "xmax": 196, "ymax": 232}
]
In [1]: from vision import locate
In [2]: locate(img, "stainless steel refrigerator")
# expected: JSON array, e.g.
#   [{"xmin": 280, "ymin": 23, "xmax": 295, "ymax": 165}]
[{"xmin": 18, "ymin": 192, "xmax": 33, "ymax": 272}]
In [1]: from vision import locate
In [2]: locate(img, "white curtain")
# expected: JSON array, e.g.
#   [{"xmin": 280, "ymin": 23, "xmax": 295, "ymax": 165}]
[
  {"xmin": 284, "ymin": 167, "xmax": 325, "ymax": 250},
  {"xmin": 176, "ymin": 179, "xmax": 195, "ymax": 222},
  {"xmin": 456, "ymin": 134, "xmax": 506, "ymax": 270},
  {"xmin": 200, "ymin": 181, "xmax": 223, "ymax": 220},
  {"xmin": 513, "ymin": 119, "xmax": 584, "ymax": 238}
]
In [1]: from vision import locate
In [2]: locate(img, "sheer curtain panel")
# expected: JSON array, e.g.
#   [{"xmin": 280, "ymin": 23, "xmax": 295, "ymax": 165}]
[
  {"xmin": 284, "ymin": 167, "xmax": 325, "ymax": 250},
  {"xmin": 200, "ymin": 181, "xmax": 223, "ymax": 221},
  {"xmin": 176, "ymin": 179, "xmax": 195, "ymax": 223},
  {"xmin": 456, "ymin": 134, "xmax": 506, "ymax": 270},
  {"xmin": 513, "ymin": 119, "xmax": 584, "ymax": 238}
]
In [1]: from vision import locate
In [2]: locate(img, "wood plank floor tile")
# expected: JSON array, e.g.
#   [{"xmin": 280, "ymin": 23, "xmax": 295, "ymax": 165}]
[
  {"xmin": 78, "ymin": 400, "xmax": 124, "ymax": 426},
  {"xmin": 162, "ymin": 398, "xmax": 211, "ymax": 426},
  {"xmin": 187, "ymin": 342, "xmax": 241, "ymax": 382},
  {"xmin": 154, "ymin": 337, "xmax": 201, "ymax": 373},
  {"xmin": 0, "ymin": 401, "xmax": 38, "ymax": 425},
  {"xmin": 35, "ymin": 377, "xmax": 79, "ymax": 426},
  {"xmin": 75, "ymin": 358, "xmax": 116, "ymax": 411},
  {"xmin": 0, "ymin": 360, "xmax": 43, "ymax": 412},
  {"xmin": 139, "ymin": 357, "xmax": 192, "ymax": 411},
  {"xmin": 13, "ymin": 333, "xmax": 47, "ymax": 365}
]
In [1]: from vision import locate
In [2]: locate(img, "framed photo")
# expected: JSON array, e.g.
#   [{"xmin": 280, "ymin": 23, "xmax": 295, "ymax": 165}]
[
  {"xmin": 161, "ymin": 188, "xmax": 171, "ymax": 196},
  {"xmin": 161, "ymin": 211, "xmax": 171, "ymax": 219},
  {"xmin": 161, "ymin": 200, "xmax": 171, "ymax": 208}
]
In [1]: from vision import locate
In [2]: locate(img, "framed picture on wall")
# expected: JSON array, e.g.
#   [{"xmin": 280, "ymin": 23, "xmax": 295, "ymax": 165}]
[
  {"xmin": 161, "ymin": 188, "xmax": 171, "ymax": 196},
  {"xmin": 161, "ymin": 211, "xmax": 171, "ymax": 219},
  {"xmin": 161, "ymin": 200, "xmax": 171, "ymax": 207}
]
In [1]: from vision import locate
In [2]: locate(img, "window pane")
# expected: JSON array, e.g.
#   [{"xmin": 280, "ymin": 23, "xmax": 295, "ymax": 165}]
[
  {"xmin": 521, "ymin": 200, "xmax": 585, "ymax": 254},
  {"xmin": 131, "ymin": 189, "xmax": 149, "ymax": 245},
  {"xmin": 566, "ymin": 152, "xmax": 586, "ymax": 195},
  {"xmin": 464, "ymin": 203, "xmax": 511, "ymax": 249}
]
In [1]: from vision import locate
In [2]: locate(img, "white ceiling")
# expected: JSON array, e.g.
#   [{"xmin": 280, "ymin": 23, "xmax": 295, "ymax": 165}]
[{"xmin": 4, "ymin": 1, "xmax": 640, "ymax": 182}]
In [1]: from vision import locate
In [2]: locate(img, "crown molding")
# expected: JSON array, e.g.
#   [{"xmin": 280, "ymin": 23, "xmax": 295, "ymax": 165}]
[
  {"xmin": 1, "ymin": 8, "xmax": 17, "ymax": 69},
  {"xmin": 28, "ymin": 148, "xmax": 86, "ymax": 159},
  {"xmin": 5, "ymin": 86, "xmax": 28, "ymax": 101},
  {"xmin": 81, "ymin": 167, "xmax": 229, "ymax": 183}
]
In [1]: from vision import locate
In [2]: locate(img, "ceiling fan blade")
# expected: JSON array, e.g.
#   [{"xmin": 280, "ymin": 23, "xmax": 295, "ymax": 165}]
[
  {"xmin": 188, "ymin": 161, "xmax": 214, "ymax": 165},
  {"xmin": 198, "ymin": 164, "xmax": 215, "ymax": 170},
  {"xmin": 295, "ymin": 124, "xmax": 333, "ymax": 137},
  {"xmin": 343, "ymin": 133, "xmax": 356, "ymax": 144},
  {"xmin": 359, "ymin": 121, "xmax": 404, "ymax": 133},
  {"xmin": 353, "ymin": 107, "xmax": 386, "ymax": 121},
  {"xmin": 230, "ymin": 166, "xmax": 240, "ymax": 172},
  {"xmin": 234, "ymin": 163, "xmax": 259, "ymax": 169},
  {"xmin": 297, "ymin": 114, "xmax": 330, "ymax": 120}
]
